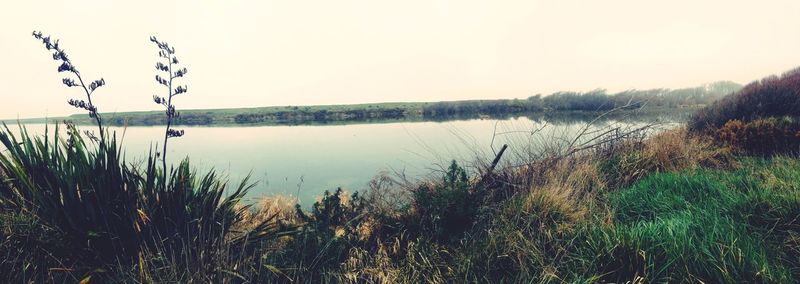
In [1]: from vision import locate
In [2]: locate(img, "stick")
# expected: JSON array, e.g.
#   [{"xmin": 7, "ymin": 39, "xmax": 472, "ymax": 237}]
[{"xmin": 488, "ymin": 144, "xmax": 508, "ymax": 174}]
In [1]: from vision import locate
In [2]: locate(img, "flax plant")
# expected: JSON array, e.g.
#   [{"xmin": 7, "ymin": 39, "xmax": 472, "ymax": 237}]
[
  {"xmin": 150, "ymin": 36, "xmax": 188, "ymax": 178},
  {"xmin": 32, "ymin": 31, "xmax": 107, "ymax": 142}
]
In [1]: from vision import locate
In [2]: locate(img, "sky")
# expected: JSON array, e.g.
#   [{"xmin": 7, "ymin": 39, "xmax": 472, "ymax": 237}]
[{"xmin": 1, "ymin": 0, "xmax": 800, "ymax": 119}]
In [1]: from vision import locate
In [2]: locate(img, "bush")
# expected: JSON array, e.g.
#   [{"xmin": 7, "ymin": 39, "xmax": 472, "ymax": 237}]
[
  {"xmin": 716, "ymin": 117, "xmax": 800, "ymax": 156},
  {"xmin": 266, "ymin": 188, "xmax": 367, "ymax": 280},
  {"xmin": 410, "ymin": 161, "xmax": 483, "ymax": 243},
  {"xmin": 689, "ymin": 67, "xmax": 800, "ymax": 133}
]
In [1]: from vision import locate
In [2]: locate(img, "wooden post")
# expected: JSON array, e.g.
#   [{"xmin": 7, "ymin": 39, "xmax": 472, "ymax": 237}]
[{"xmin": 488, "ymin": 144, "xmax": 508, "ymax": 174}]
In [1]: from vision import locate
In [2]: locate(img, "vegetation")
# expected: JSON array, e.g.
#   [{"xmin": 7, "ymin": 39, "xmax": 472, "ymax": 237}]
[
  {"xmin": 690, "ymin": 67, "xmax": 800, "ymax": 156},
  {"xmin": 582, "ymin": 159, "xmax": 800, "ymax": 282},
  {"xmin": 715, "ymin": 117, "xmax": 800, "ymax": 156},
  {"xmin": 0, "ymin": 123, "xmax": 297, "ymax": 282},
  {"xmin": 690, "ymin": 68, "xmax": 800, "ymax": 133},
  {"xmin": 7, "ymin": 81, "xmax": 740, "ymax": 127},
  {"xmin": 2, "ymin": 33, "xmax": 799, "ymax": 282}
]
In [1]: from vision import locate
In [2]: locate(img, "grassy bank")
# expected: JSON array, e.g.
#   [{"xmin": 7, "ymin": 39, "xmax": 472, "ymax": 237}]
[
  {"xmin": 5, "ymin": 121, "xmax": 800, "ymax": 282},
  {"xmin": 2, "ymin": 65, "xmax": 796, "ymax": 282}
]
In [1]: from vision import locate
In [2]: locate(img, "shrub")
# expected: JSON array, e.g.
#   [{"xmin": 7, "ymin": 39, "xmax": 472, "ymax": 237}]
[
  {"xmin": 11, "ymin": 31, "xmax": 293, "ymax": 282},
  {"xmin": 715, "ymin": 117, "xmax": 800, "ymax": 156},
  {"xmin": 689, "ymin": 67, "xmax": 800, "ymax": 133},
  {"xmin": 410, "ymin": 160, "xmax": 483, "ymax": 243},
  {"xmin": 267, "ymin": 188, "xmax": 367, "ymax": 280}
]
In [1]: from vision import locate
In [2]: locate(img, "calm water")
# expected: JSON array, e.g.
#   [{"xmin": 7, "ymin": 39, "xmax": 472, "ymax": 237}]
[{"xmin": 8, "ymin": 113, "xmax": 684, "ymax": 204}]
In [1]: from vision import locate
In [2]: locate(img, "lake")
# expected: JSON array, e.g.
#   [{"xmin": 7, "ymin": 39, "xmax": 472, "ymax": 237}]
[{"xmin": 5, "ymin": 111, "xmax": 686, "ymax": 204}]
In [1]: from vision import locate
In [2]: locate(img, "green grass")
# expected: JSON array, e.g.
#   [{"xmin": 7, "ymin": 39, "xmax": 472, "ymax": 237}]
[
  {"xmin": 574, "ymin": 158, "xmax": 800, "ymax": 282},
  {"xmin": 423, "ymin": 157, "xmax": 800, "ymax": 283}
]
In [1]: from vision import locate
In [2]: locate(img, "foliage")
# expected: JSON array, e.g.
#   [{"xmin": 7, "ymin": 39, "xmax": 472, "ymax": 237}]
[
  {"xmin": 420, "ymin": 82, "xmax": 740, "ymax": 119},
  {"xmin": 410, "ymin": 160, "xmax": 483, "ymax": 243},
  {"xmin": 263, "ymin": 188, "xmax": 367, "ymax": 280},
  {"xmin": 690, "ymin": 68, "xmax": 800, "ymax": 133},
  {"xmin": 542, "ymin": 89, "xmax": 617, "ymax": 111},
  {"xmin": 422, "ymin": 99, "xmax": 538, "ymax": 118},
  {"xmin": 715, "ymin": 117, "xmax": 800, "ymax": 156},
  {"xmin": 0, "ymin": 124, "xmax": 142, "ymax": 267}
]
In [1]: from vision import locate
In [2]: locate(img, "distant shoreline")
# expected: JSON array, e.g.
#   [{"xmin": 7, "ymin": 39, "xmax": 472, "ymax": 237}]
[
  {"xmin": 3, "ymin": 106, "xmax": 696, "ymax": 127},
  {"xmin": 1, "ymin": 81, "xmax": 740, "ymax": 127}
]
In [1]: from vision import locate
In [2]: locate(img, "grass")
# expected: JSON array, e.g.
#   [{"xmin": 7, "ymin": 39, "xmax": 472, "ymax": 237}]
[{"xmin": 584, "ymin": 160, "xmax": 800, "ymax": 282}]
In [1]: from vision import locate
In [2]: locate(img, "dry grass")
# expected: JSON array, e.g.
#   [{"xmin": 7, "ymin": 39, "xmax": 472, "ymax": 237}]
[
  {"xmin": 600, "ymin": 127, "xmax": 736, "ymax": 187},
  {"xmin": 236, "ymin": 195, "xmax": 298, "ymax": 232},
  {"xmin": 644, "ymin": 127, "xmax": 735, "ymax": 170},
  {"xmin": 523, "ymin": 159, "xmax": 605, "ymax": 228}
]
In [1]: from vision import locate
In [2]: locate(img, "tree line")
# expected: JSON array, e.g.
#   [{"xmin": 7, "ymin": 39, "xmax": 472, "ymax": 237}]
[{"xmin": 422, "ymin": 81, "xmax": 742, "ymax": 118}]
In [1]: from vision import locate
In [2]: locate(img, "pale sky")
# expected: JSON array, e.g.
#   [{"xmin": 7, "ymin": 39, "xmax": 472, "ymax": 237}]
[{"xmin": 1, "ymin": 0, "xmax": 799, "ymax": 119}]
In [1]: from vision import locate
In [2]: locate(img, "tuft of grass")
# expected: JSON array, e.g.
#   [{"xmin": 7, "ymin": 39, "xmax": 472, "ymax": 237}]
[{"xmin": 599, "ymin": 127, "xmax": 735, "ymax": 188}]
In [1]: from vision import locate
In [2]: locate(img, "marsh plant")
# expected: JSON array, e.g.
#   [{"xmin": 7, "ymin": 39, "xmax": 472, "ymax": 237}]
[
  {"xmin": 150, "ymin": 36, "xmax": 188, "ymax": 176},
  {"xmin": 31, "ymin": 31, "xmax": 106, "ymax": 141}
]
